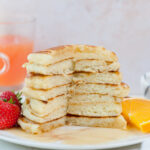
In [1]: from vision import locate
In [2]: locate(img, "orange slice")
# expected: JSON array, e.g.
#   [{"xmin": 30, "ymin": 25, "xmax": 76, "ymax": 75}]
[
  {"xmin": 122, "ymin": 98, "xmax": 131, "ymax": 122},
  {"xmin": 122, "ymin": 98, "xmax": 150, "ymax": 132}
]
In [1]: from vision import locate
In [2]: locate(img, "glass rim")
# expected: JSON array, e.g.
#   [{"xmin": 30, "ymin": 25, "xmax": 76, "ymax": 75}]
[{"xmin": 0, "ymin": 14, "xmax": 36, "ymax": 25}]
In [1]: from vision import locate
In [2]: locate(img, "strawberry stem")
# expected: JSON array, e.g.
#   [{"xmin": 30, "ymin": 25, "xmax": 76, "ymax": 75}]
[
  {"xmin": 8, "ymin": 98, "xmax": 15, "ymax": 104},
  {"xmin": 3, "ymin": 99, "xmax": 7, "ymax": 102},
  {"xmin": 16, "ymin": 92, "xmax": 22, "ymax": 102}
]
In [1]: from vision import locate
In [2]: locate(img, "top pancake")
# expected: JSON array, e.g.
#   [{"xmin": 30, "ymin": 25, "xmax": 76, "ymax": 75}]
[{"xmin": 27, "ymin": 45, "xmax": 118, "ymax": 66}]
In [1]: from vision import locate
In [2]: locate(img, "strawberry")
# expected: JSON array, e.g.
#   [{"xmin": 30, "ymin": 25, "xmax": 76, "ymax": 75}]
[
  {"xmin": 0, "ymin": 91, "xmax": 22, "ymax": 107},
  {"xmin": 0, "ymin": 100, "xmax": 21, "ymax": 129}
]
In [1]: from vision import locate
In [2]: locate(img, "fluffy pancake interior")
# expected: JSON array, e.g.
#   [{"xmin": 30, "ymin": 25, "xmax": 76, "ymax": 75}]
[
  {"xmin": 25, "ymin": 58, "xmax": 73, "ymax": 75},
  {"xmin": 22, "ymin": 99, "xmax": 67, "ymax": 123},
  {"xmin": 75, "ymin": 59, "xmax": 120, "ymax": 72},
  {"xmin": 73, "ymin": 72, "xmax": 122, "ymax": 84},
  {"xmin": 66, "ymin": 115, "xmax": 126, "ymax": 129},
  {"xmin": 22, "ymin": 84, "xmax": 69, "ymax": 101},
  {"xmin": 25, "ymin": 74, "xmax": 72, "ymax": 89},
  {"xmin": 70, "ymin": 83, "xmax": 129, "ymax": 97},
  {"xmin": 67, "ymin": 101, "xmax": 122, "ymax": 117},
  {"xmin": 26, "ymin": 95, "xmax": 67, "ymax": 116},
  {"xmin": 69, "ymin": 94, "xmax": 122, "ymax": 103},
  {"xmin": 18, "ymin": 116, "xmax": 66, "ymax": 134}
]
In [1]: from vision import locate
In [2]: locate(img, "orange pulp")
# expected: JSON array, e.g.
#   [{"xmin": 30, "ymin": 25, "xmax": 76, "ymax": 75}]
[{"xmin": 122, "ymin": 98, "xmax": 150, "ymax": 132}]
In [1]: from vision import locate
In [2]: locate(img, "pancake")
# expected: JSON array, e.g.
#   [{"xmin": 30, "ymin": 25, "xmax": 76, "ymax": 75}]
[
  {"xmin": 27, "ymin": 45, "xmax": 118, "ymax": 66},
  {"xmin": 18, "ymin": 116, "xmax": 65, "ymax": 134},
  {"xmin": 24, "ymin": 58, "xmax": 73, "ymax": 75},
  {"xmin": 25, "ymin": 95, "xmax": 67, "ymax": 117},
  {"xmin": 67, "ymin": 101, "xmax": 122, "ymax": 117},
  {"xmin": 25, "ymin": 74, "xmax": 72, "ymax": 89},
  {"xmin": 66, "ymin": 115, "xmax": 126, "ymax": 129},
  {"xmin": 69, "ymin": 94, "xmax": 122, "ymax": 103},
  {"xmin": 75, "ymin": 59, "xmax": 120, "ymax": 72},
  {"xmin": 22, "ymin": 84, "xmax": 69, "ymax": 101},
  {"xmin": 22, "ymin": 97, "xmax": 67, "ymax": 123},
  {"xmin": 70, "ymin": 83, "xmax": 129, "ymax": 97},
  {"xmin": 19, "ymin": 44, "xmax": 129, "ymax": 133},
  {"xmin": 73, "ymin": 72, "xmax": 122, "ymax": 84}
]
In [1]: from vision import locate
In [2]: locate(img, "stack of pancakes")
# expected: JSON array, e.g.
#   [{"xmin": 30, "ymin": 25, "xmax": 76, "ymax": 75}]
[
  {"xmin": 18, "ymin": 45, "xmax": 130, "ymax": 134},
  {"xmin": 18, "ymin": 47, "xmax": 73, "ymax": 134}
]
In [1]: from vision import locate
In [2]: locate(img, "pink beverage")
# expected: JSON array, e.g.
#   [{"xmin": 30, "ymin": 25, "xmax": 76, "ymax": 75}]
[
  {"xmin": 0, "ymin": 35, "xmax": 33, "ymax": 86},
  {"xmin": 0, "ymin": 15, "xmax": 35, "ymax": 90}
]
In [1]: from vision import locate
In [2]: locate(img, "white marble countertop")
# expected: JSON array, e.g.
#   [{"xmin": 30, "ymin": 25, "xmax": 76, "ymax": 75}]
[{"xmin": 0, "ymin": 139, "xmax": 150, "ymax": 150}]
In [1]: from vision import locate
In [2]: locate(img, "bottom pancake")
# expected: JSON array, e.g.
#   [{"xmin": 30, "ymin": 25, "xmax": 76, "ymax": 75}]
[
  {"xmin": 18, "ymin": 116, "xmax": 66, "ymax": 134},
  {"xmin": 66, "ymin": 115, "xmax": 126, "ymax": 129}
]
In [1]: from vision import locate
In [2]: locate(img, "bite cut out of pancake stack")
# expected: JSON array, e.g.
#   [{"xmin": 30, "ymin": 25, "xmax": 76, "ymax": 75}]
[{"xmin": 18, "ymin": 45, "xmax": 130, "ymax": 134}]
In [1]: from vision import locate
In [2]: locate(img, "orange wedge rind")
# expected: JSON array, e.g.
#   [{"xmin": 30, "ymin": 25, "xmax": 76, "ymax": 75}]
[{"xmin": 122, "ymin": 98, "xmax": 150, "ymax": 132}]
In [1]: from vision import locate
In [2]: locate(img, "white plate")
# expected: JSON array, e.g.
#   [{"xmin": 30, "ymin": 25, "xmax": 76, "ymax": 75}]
[{"xmin": 0, "ymin": 126, "xmax": 150, "ymax": 150}]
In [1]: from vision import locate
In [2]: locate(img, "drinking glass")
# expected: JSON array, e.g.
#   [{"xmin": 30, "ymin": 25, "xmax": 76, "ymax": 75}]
[{"xmin": 0, "ymin": 15, "xmax": 36, "ymax": 91}]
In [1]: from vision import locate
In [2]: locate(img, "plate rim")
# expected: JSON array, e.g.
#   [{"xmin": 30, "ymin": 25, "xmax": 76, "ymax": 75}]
[{"xmin": 0, "ymin": 130, "xmax": 150, "ymax": 150}]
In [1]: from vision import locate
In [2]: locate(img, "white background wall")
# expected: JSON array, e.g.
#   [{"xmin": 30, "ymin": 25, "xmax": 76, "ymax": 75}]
[{"xmin": 1, "ymin": 0, "xmax": 150, "ymax": 95}]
